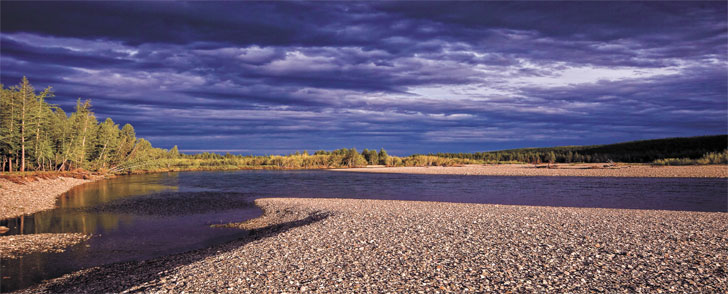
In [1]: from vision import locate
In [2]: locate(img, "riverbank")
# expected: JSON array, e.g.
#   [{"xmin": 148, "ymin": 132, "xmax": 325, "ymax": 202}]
[
  {"xmin": 17, "ymin": 198, "xmax": 728, "ymax": 293},
  {"xmin": 0, "ymin": 176, "xmax": 98, "ymax": 220},
  {"xmin": 1, "ymin": 233, "xmax": 91, "ymax": 259},
  {"xmin": 335, "ymin": 163, "xmax": 728, "ymax": 178}
]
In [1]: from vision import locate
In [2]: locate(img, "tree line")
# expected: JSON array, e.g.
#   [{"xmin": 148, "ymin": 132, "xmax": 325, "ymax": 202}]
[
  {"xmin": 1, "ymin": 77, "xmax": 461, "ymax": 173},
  {"xmin": 428, "ymin": 135, "xmax": 728, "ymax": 164},
  {"xmin": 3, "ymin": 78, "xmax": 724, "ymax": 173},
  {"xmin": 1, "ymin": 77, "xmax": 170, "ymax": 173}
]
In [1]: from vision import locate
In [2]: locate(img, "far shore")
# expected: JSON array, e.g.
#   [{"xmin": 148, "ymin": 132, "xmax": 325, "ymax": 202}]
[{"xmin": 334, "ymin": 163, "xmax": 728, "ymax": 178}]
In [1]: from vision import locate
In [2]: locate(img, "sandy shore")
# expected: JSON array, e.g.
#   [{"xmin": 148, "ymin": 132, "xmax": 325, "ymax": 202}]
[
  {"xmin": 335, "ymin": 164, "xmax": 728, "ymax": 178},
  {"xmin": 1, "ymin": 233, "xmax": 91, "ymax": 259},
  {"xmin": 17, "ymin": 198, "xmax": 728, "ymax": 293},
  {"xmin": 0, "ymin": 177, "xmax": 93, "ymax": 219}
]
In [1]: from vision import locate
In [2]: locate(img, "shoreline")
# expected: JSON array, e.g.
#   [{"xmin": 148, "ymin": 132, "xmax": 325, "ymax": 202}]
[
  {"xmin": 0, "ymin": 176, "xmax": 100, "ymax": 262},
  {"xmin": 0, "ymin": 176, "xmax": 100, "ymax": 220},
  {"xmin": 333, "ymin": 163, "xmax": 728, "ymax": 178},
  {"xmin": 1, "ymin": 233, "xmax": 91, "ymax": 259},
  {"xmin": 16, "ymin": 197, "xmax": 728, "ymax": 293}
]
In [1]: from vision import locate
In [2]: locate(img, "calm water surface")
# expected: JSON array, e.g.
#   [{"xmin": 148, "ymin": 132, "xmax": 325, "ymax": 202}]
[{"xmin": 1, "ymin": 170, "xmax": 726, "ymax": 291}]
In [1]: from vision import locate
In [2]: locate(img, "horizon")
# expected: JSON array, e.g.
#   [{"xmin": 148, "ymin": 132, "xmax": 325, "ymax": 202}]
[
  {"xmin": 2, "ymin": 2, "xmax": 726, "ymax": 155},
  {"xmin": 172, "ymin": 134, "xmax": 728, "ymax": 157}
]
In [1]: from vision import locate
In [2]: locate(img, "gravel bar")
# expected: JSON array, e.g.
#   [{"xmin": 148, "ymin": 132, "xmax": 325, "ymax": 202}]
[
  {"xmin": 16, "ymin": 198, "xmax": 728, "ymax": 293},
  {"xmin": 83, "ymin": 191, "xmax": 256, "ymax": 216},
  {"xmin": 1, "ymin": 233, "xmax": 91, "ymax": 260},
  {"xmin": 336, "ymin": 164, "xmax": 728, "ymax": 178},
  {"xmin": 0, "ymin": 177, "xmax": 91, "ymax": 219}
]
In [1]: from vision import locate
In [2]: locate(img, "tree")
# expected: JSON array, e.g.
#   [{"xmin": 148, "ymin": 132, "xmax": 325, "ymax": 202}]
[
  {"xmin": 17, "ymin": 77, "xmax": 33, "ymax": 171},
  {"xmin": 114, "ymin": 123, "xmax": 137, "ymax": 166},
  {"xmin": 378, "ymin": 148, "xmax": 389, "ymax": 165},
  {"xmin": 0, "ymin": 84, "xmax": 18, "ymax": 172},
  {"xmin": 64, "ymin": 99, "xmax": 97, "ymax": 169},
  {"xmin": 547, "ymin": 151, "xmax": 556, "ymax": 164},
  {"xmin": 361, "ymin": 148, "xmax": 379, "ymax": 165},
  {"xmin": 343, "ymin": 148, "xmax": 366, "ymax": 167},
  {"xmin": 33, "ymin": 103, "xmax": 57, "ymax": 170},
  {"xmin": 168, "ymin": 145, "xmax": 180, "ymax": 158},
  {"xmin": 0, "ymin": 77, "xmax": 181, "ymax": 173},
  {"xmin": 29, "ymin": 86, "xmax": 54, "ymax": 170},
  {"xmin": 366, "ymin": 149, "xmax": 378, "ymax": 165},
  {"xmin": 93, "ymin": 118, "xmax": 121, "ymax": 168},
  {"xmin": 361, "ymin": 148, "xmax": 370, "ymax": 163}
]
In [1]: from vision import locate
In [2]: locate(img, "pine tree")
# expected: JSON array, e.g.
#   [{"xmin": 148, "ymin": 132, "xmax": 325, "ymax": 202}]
[
  {"xmin": 30, "ymin": 85, "xmax": 54, "ymax": 170},
  {"xmin": 0, "ymin": 84, "xmax": 17, "ymax": 172},
  {"xmin": 17, "ymin": 77, "xmax": 35, "ymax": 171}
]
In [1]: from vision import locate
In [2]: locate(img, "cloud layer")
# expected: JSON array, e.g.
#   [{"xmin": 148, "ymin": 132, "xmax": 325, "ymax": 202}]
[{"xmin": 2, "ymin": 2, "xmax": 726, "ymax": 154}]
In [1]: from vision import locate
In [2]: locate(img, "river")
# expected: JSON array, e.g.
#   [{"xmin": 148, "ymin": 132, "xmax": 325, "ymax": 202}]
[{"xmin": 1, "ymin": 170, "xmax": 726, "ymax": 292}]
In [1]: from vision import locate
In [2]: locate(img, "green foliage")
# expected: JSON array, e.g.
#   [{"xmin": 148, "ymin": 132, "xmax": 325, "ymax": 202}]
[
  {"xmin": 430, "ymin": 135, "xmax": 728, "ymax": 163},
  {"xmin": 652, "ymin": 150, "xmax": 728, "ymax": 166},
  {"xmin": 361, "ymin": 148, "xmax": 379, "ymax": 165},
  {"xmin": 0, "ymin": 78, "xmax": 176, "ymax": 173},
  {"xmin": 378, "ymin": 148, "xmax": 389, "ymax": 165},
  {"xmin": 401, "ymin": 155, "xmax": 460, "ymax": 167}
]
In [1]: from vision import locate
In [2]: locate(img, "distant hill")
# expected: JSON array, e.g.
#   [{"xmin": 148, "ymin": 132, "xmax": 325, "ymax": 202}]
[{"xmin": 431, "ymin": 135, "xmax": 728, "ymax": 163}]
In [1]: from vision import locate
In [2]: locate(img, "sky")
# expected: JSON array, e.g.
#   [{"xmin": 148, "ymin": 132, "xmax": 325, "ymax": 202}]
[{"xmin": 1, "ymin": 1, "xmax": 726, "ymax": 155}]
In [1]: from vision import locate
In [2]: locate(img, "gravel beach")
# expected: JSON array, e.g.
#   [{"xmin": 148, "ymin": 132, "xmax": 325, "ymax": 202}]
[
  {"xmin": 1, "ymin": 233, "xmax": 90, "ymax": 260},
  {"xmin": 17, "ymin": 198, "xmax": 728, "ymax": 293},
  {"xmin": 336, "ymin": 164, "xmax": 728, "ymax": 178},
  {"xmin": 0, "ymin": 177, "xmax": 92, "ymax": 219}
]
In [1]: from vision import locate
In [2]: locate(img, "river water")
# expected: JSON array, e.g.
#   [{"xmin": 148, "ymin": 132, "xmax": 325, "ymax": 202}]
[{"xmin": 1, "ymin": 170, "xmax": 726, "ymax": 291}]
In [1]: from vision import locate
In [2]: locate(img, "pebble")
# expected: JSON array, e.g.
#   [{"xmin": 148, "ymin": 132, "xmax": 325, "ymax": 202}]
[
  {"xmin": 15, "ymin": 198, "xmax": 728, "ymax": 293},
  {"xmin": 0, "ymin": 177, "xmax": 92, "ymax": 219},
  {"xmin": 1, "ymin": 233, "xmax": 90, "ymax": 259}
]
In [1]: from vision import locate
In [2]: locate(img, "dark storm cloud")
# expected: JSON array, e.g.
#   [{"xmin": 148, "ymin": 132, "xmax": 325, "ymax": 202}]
[{"xmin": 1, "ymin": 1, "xmax": 725, "ymax": 154}]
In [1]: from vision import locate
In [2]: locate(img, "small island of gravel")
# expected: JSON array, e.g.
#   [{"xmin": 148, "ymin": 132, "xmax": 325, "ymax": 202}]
[
  {"xmin": 17, "ymin": 198, "xmax": 728, "ymax": 293},
  {"xmin": 1, "ymin": 233, "xmax": 91, "ymax": 259}
]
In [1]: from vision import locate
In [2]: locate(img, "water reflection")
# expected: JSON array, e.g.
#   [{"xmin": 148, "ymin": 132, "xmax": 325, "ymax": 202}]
[
  {"xmin": 1, "ymin": 173, "xmax": 260, "ymax": 292},
  {"xmin": 2, "ymin": 173, "xmax": 177, "ymax": 236}
]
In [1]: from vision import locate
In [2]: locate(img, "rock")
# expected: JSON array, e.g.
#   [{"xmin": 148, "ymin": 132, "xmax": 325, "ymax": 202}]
[{"xmin": 14, "ymin": 198, "xmax": 728, "ymax": 293}]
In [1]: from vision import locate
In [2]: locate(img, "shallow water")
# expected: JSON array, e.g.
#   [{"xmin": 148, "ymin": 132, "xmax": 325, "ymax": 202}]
[{"xmin": 1, "ymin": 170, "xmax": 726, "ymax": 291}]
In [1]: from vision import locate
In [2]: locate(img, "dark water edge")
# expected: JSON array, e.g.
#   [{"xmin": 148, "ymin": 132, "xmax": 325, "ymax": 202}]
[{"xmin": 1, "ymin": 170, "xmax": 726, "ymax": 292}]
